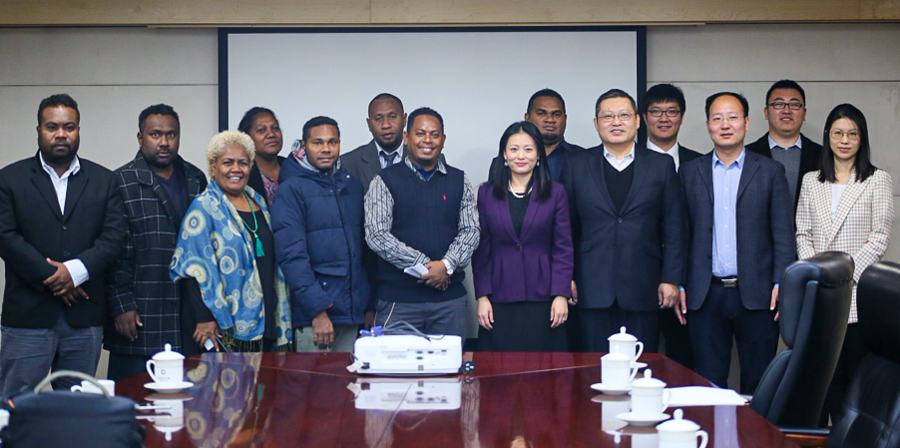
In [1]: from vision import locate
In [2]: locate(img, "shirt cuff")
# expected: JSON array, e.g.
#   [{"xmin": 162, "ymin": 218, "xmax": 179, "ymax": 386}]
[
  {"xmin": 63, "ymin": 259, "xmax": 90, "ymax": 287},
  {"xmin": 442, "ymin": 259, "xmax": 455, "ymax": 276}
]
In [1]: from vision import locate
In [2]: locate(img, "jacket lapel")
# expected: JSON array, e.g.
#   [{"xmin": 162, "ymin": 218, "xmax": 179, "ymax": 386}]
[
  {"xmin": 620, "ymin": 147, "xmax": 648, "ymax": 214},
  {"xmin": 361, "ymin": 142, "xmax": 383, "ymax": 182},
  {"xmin": 825, "ymin": 171, "xmax": 867, "ymax": 247},
  {"xmin": 62, "ymin": 167, "xmax": 88, "ymax": 222},
  {"xmin": 697, "ymin": 155, "xmax": 714, "ymax": 204},
  {"xmin": 736, "ymin": 151, "xmax": 760, "ymax": 204},
  {"xmin": 590, "ymin": 147, "xmax": 617, "ymax": 214},
  {"xmin": 517, "ymin": 191, "xmax": 542, "ymax": 241},
  {"xmin": 30, "ymin": 160, "xmax": 63, "ymax": 221}
]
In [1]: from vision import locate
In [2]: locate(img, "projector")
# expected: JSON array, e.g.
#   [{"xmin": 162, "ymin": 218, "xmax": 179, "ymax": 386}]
[
  {"xmin": 349, "ymin": 377, "xmax": 461, "ymax": 410},
  {"xmin": 352, "ymin": 334, "xmax": 462, "ymax": 375}
]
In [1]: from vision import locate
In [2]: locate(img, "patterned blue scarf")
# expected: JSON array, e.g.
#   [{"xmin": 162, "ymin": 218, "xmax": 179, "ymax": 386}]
[{"xmin": 170, "ymin": 181, "xmax": 291, "ymax": 345}]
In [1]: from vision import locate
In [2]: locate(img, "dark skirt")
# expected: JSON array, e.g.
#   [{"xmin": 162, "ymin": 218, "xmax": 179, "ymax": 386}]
[{"xmin": 477, "ymin": 300, "xmax": 567, "ymax": 351}]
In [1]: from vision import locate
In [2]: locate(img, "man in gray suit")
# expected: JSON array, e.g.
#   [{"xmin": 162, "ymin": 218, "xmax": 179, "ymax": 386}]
[
  {"xmin": 679, "ymin": 92, "xmax": 795, "ymax": 394},
  {"xmin": 341, "ymin": 93, "xmax": 407, "ymax": 191}
]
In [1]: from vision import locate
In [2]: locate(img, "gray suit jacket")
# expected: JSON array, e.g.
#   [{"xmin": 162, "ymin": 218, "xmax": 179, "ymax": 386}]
[
  {"xmin": 341, "ymin": 141, "xmax": 382, "ymax": 192},
  {"xmin": 680, "ymin": 149, "xmax": 795, "ymax": 310}
]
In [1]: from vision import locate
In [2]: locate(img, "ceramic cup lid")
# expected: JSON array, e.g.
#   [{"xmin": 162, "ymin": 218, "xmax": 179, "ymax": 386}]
[
  {"xmin": 608, "ymin": 326, "xmax": 638, "ymax": 342},
  {"xmin": 151, "ymin": 343, "xmax": 184, "ymax": 361},
  {"xmin": 656, "ymin": 409, "xmax": 700, "ymax": 433},
  {"xmin": 631, "ymin": 369, "xmax": 666, "ymax": 389}
]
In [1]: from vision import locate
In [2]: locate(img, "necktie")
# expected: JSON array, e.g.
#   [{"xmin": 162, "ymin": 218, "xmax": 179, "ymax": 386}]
[{"xmin": 380, "ymin": 151, "xmax": 398, "ymax": 168}]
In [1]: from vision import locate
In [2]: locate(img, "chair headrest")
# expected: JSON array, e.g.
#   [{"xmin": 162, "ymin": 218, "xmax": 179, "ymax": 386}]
[
  {"xmin": 780, "ymin": 251, "xmax": 854, "ymax": 347},
  {"xmin": 858, "ymin": 261, "xmax": 900, "ymax": 364}
]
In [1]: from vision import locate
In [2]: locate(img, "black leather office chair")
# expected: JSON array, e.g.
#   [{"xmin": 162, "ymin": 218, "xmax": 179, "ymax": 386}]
[
  {"xmin": 750, "ymin": 251, "xmax": 853, "ymax": 427},
  {"xmin": 826, "ymin": 261, "xmax": 900, "ymax": 448}
]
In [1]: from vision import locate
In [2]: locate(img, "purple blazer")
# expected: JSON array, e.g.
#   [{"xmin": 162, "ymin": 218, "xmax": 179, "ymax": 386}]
[{"xmin": 472, "ymin": 181, "xmax": 574, "ymax": 302}]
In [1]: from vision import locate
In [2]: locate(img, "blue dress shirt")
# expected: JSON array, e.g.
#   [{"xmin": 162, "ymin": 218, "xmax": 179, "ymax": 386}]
[{"xmin": 711, "ymin": 148, "xmax": 745, "ymax": 277}]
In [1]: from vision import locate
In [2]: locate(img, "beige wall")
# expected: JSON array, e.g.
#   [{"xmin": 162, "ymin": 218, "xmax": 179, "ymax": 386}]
[{"xmin": 1, "ymin": 23, "xmax": 899, "ymax": 338}]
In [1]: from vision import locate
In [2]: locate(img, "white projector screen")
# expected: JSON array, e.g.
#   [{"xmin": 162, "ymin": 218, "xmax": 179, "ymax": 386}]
[{"xmin": 221, "ymin": 27, "xmax": 646, "ymax": 184}]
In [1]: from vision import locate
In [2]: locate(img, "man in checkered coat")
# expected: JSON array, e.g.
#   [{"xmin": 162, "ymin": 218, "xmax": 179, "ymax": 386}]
[{"xmin": 105, "ymin": 104, "xmax": 209, "ymax": 380}]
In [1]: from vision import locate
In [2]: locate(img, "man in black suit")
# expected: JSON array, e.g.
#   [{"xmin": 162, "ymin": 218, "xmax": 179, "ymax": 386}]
[
  {"xmin": 642, "ymin": 83, "xmax": 703, "ymax": 169},
  {"xmin": 561, "ymin": 89, "xmax": 687, "ymax": 352},
  {"xmin": 679, "ymin": 92, "xmax": 795, "ymax": 394},
  {"xmin": 105, "ymin": 104, "xmax": 210, "ymax": 380},
  {"xmin": 341, "ymin": 93, "xmax": 407, "ymax": 191},
  {"xmin": 642, "ymin": 83, "xmax": 701, "ymax": 368},
  {"xmin": 745, "ymin": 80, "xmax": 823, "ymax": 211},
  {"xmin": 489, "ymin": 88, "xmax": 586, "ymax": 183},
  {"xmin": 0, "ymin": 94, "xmax": 126, "ymax": 393}
]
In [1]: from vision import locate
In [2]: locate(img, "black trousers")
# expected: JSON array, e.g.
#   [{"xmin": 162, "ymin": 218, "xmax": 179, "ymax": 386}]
[
  {"xmin": 579, "ymin": 301, "xmax": 659, "ymax": 352},
  {"xmin": 658, "ymin": 308, "xmax": 695, "ymax": 369},
  {"xmin": 688, "ymin": 281, "xmax": 778, "ymax": 394}
]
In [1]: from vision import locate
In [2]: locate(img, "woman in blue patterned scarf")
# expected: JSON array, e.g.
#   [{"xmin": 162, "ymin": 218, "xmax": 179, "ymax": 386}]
[{"xmin": 171, "ymin": 130, "xmax": 292, "ymax": 352}]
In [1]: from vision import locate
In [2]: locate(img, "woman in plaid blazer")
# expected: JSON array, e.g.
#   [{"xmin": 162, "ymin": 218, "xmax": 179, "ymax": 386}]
[{"xmin": 795, "ymin": 103, "xmax": 894, "ymax": 423}]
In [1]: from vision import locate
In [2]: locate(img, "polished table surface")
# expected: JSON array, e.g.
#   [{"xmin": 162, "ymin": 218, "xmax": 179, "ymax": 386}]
[{"xmin": 119, "ymin": 351, "xmax": 799, "ymax": 447}]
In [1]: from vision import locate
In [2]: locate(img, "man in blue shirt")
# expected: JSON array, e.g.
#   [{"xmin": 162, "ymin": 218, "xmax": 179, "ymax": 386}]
[{"xmin": 679, "ymin": 92, "xmax": 795, "ymax": 394}]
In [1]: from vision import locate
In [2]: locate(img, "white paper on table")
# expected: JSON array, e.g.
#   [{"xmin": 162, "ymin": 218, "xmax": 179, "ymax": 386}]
[
  {"xmin": 403, "ymin": 263, "xmax": 429, "ymax": 278},
  {"xmin": 666, "ymin": 386, "xmax": 749, "ymax": 406}
]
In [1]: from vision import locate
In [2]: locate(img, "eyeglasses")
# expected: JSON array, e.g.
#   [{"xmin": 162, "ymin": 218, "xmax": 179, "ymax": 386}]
[
  {"xmin": 647, "ymin": 108, "xmax": 681, "ymax": 118},
  {"xmin": 830, "ymin": 129, "xmax": 860, "ymax": 141},
  {"xmin": 598, "ymin": 112, "xmax": 634, "ymax": 123},
  {"xmin": 708, "ymin": 115, "xmax": 743, "ymax": 125},
  {"xmin": 768, "ymin": 101, "xmax": 804, "ymax": 110}
]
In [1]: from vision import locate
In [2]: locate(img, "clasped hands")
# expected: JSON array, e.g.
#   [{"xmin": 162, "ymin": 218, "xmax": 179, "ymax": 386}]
[
  {"xmin": 420, "ymin": 260, "xmax": 450, "ymax": 290},
  {"xmin": 43, "ymin": 258, "xmax": 87, "ymax": 306}
]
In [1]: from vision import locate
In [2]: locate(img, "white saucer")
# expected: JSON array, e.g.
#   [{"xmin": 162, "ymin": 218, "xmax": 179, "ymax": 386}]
[
  {"xmin": 144, "ymin": 381, "xmax": 193, "ymax": 394},
  {"xmin": 634, "ymin": 362, "xmax": 648, "ymax": 369},
  {"xmin": 590, "ymin": 382, "xmax": 631, "ymax": 395},
  {"xmin": 615, "ymin": 411, "xmax": 670, "ymax": 426}
]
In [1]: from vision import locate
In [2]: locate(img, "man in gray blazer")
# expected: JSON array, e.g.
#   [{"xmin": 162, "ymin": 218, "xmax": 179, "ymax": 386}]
[
  {"xmin": 341, "ymin": 93, "xmax": 407, "ymax": 191},
  {"xmin": 679, "ymin": 92, "xmax": 795, "ymax": 394}
]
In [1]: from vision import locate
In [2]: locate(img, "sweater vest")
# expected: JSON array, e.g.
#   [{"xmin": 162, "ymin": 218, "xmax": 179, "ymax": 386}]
[{"xmin": 376, "ymin": 163, "xmax": 466, "ymax": 302}]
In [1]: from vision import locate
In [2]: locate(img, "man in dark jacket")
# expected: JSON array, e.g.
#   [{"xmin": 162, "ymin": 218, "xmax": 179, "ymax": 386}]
[
  {"xmin": 272, "ymin": 116, "xmax": 370, "ymax": 351},
  {"xmin": 105, "ymin": 104, "xmax": 209, "ymax": 379},
  {"xmin": 0, "ymin": 94, "xmax": 126, "ymax": 393}
]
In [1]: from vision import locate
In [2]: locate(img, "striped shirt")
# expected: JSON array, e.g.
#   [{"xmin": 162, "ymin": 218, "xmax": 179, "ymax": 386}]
[{"xmin": 364, "ymin": 156, "xmax": 479, "ymax": 273}]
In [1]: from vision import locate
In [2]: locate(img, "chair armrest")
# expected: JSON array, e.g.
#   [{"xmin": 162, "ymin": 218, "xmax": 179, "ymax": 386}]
[{"xmin": 779, "ymin": 427, "xmax": 829, "ymax": 448}]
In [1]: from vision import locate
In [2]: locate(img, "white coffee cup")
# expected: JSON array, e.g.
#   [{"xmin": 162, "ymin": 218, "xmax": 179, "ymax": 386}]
[
  {"xmin": 630, "ymin": 369, "xmax": 670, "ymax": 419},
  {"xmin": 146, "ymin": 343, "xmax": 185, "ymax": 384},
  {"xmin": 657, "ymin": 409, "xmax": 709, "ymax": 448},
  {"xmin": 70, "ymin": 378, "xmax": 115, "ymax": 395},
  {"xmin": 609, "ymin": 326, "xmax": 644, "ymax": 366},
  {"xmin": 601, "ymin": 352, "xmax": 638, "ymax": 390}
]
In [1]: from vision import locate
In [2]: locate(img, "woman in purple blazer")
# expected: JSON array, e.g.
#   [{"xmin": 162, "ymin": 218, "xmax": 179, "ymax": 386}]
[{"xmin": 472, "ymin": 121, "xmax": 574, "ymax": 351}]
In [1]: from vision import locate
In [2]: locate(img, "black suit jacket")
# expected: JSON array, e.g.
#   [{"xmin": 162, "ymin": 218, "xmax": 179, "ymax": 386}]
[
  {"xmin": 679, "ymin": 145, "xmax": 703, "ymax": 166},
  {"xmin": 746, "ymin": 133, "xmax": 823, "ymax": 209},
  {"xmin": 0, "ymin": 153, "xmax": 126, "ymax": 328},
  {"xmin": 341, "ymin": 141, "xmax": 383, "ymax": 192},
  {"xmin": 247, "ymin": 155, "xmax": 285, "ymax": 206},
  {"xmin": 680, "ymin": 150, "xmax": 796, "ymax": 310},
  {"xmin": 560, "ymin": 145, "xmax": 687, "ymax": 311}
]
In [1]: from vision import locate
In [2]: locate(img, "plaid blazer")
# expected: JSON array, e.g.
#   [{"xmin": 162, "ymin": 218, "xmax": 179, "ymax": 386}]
[
  {"xmin": 796, "ymin": 169, "xmax": 894, "ymax": 323},
  {"xmin": 104, "ymin": 153, "xmax": 207, "ymax": 355}
]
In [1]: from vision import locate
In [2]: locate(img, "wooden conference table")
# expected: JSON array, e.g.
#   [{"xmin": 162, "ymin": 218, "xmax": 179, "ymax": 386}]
[{"xmin": 118, "ymin": 351, "xmax": 798, "ymax": 447}]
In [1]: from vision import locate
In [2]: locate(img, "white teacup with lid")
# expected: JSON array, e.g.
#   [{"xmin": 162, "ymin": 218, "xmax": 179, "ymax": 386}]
[
  {"xmin": 630, "ymin": 369, "xmax": 670, "ymax": 419},
  {"xmin": 146, "ymin": 343, "xmax": 184, "ymax": 384},
  {"xmin": 600, "ymin": 352, "xmax": 638, "ymax": 390},
  {"xmin": 656, "ymin": 409, "xmax": 709, "ymax": 448},
  {"xmin": 608, "ymin": 326, "xmax": 644, "ymax": 366}
]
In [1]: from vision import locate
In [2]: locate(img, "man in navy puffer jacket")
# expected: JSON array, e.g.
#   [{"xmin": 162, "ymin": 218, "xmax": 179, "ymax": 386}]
[{"xmin": 272, "ymin": 116, "xmax": 370, "ymax": 351}]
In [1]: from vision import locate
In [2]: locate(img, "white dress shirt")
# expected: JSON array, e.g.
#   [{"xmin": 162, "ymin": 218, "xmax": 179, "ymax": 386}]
[
  {"xmin": 647, "ymin": 140, "xmax": 682, "ymax": 171},
  {"xmin": 39, "ymin": 152, "xmax": 90, "ymax": 287},
  {"xmin": 603, "ymin": 143, "xmax": 636, "ymax": 172}
]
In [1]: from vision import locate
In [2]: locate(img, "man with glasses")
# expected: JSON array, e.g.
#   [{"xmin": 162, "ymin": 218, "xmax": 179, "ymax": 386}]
[
  {"xmin": 643, "ymin": 83, "xmax": 702, "ymax": 170},
  {"xmin": 642, "ymin": 83, "xmax": 701, "ymax": 369},
  {"xmin": 561, "ymin": 89, "xmax": 687, "ymax": 351},
  {"xmin": 747, "ymin": 80, "xmax": 823, "ymax": 211},
  {"xmin": 679, "ymin": 92, "xmax": 794, "ymax": 394}
]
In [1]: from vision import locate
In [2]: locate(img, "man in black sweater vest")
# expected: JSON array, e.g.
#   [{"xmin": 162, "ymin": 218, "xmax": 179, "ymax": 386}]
[
  {"xmin": 560, "ymin": 89, "xmax": 687, "ymax": 352},
  {"xmin": 364, "ymin": 107, "xmax": 479, "ymax": 338}
]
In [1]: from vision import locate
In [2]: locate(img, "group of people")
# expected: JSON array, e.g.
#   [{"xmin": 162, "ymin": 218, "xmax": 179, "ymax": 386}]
[{"xmin": 0, "ymin": 80, "xmax": 892, "ymax": 421}]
